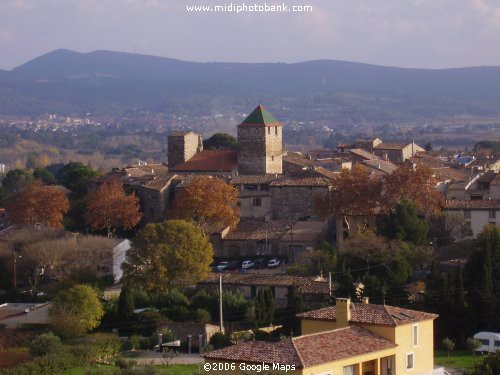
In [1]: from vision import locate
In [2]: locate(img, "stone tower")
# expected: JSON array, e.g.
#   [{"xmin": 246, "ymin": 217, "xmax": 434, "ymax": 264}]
[
  {"xmin": 237, "ymin": 105, "xmax": 283, "ymax": 175},
  {"xmin": 167, "ymin": 131, "xmax": 203, "ymax": 169}
]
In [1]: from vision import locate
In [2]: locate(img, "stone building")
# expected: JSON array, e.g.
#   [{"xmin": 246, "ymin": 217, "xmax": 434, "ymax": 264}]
[
  {"xmin": 167, "ymin": 131, "xmax": 203, "ymax": 169},
  {"xmin": 237, "ymin": 105, "xmax": 283, "ymax": 175}
]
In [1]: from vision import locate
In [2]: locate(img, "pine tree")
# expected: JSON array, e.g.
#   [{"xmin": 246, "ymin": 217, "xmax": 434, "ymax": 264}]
[{"xmin": 118, "ymin": 287, "xmax": 135, "ymax": 320}]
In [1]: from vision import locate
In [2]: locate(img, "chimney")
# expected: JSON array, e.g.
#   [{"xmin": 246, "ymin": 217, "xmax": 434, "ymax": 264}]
[
  {"xmin": 362, "ymin": 297, "xmax": 369, "ymax": 304},
  {"xmin": 336, "ymin": 298, "xmax": 351, "ymax": 328}
]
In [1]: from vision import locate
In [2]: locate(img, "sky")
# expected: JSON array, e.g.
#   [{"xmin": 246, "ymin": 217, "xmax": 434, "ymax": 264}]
[{"xmin": 1, "ymin": 0, "xmax": 500, "ymax": 70}]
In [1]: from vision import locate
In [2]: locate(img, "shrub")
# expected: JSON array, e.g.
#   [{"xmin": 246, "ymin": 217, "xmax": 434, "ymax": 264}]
[
  {"xmin": 192, "ymin": 308, "xmax": 212, "ymax": 324},
  {"xmin": 209, "ymin": 332, "xmax": 231, "ymax": 350},
  {"xmin": 130, "ymin": 335, "xmax": 141, "ymax": 350},
  {"xmin": 83, "ymin": 333, "xmax": 122, "ymax": 359},
  {"xmin": 29, "ymin": 332, "xmax": 63, "ymax": 357},
  {"xmin": 115, "ymin": 357, "xmax": 137, "ymax": 369},
  {"xmin": 155, "ymin": 288, "xmax": 189, "ymax": 309}
]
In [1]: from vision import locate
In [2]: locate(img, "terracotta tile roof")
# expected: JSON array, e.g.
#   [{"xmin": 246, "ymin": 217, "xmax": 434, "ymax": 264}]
[
  {"xmin": 203, "ymin": 339, "xmax": 302, "ymax": 366},
  {"xmin": 362, "ymin": 160, "xmax": 397, "ymax": 175},
  {"xmin": 313, "ymin": 167, "xmax": 339, "ymax": 180},
  {"xmin": 283, "ymin": 153, "xmax": 315, "ymax": 167},
  {"xmin": 201, "ymin": 273, "xmax": 332, "ymax": 295},
  {"xmin": 349, "ymin": 148, "xmax": 380, "ymax": 160},
  {"xmin": 223, "ymin": 220, "xmax": 294, "ymax": 241},
  {"xmin": 477, "ymin": 170, "xmax": 497, "ymax": 183},
  {"xmin": 444, "ymin": 199, "xmax": 500, "ymax": 210},
  {"xmin": 270, "ymin": 173, "xmax": 331, "ymax": 187},
  {"xmin": 171, "ymin": 150, "xmax": 238, "ymax": 172},
  {"xmin": 375, "ymin": 143, "xmax": 407, "ymax": 151},
  {"xmin": 293, "ymin": 326, "xmax": 396, "ymax": 367},
  {"xmin": 297, "ymin": 303, "xmax": 437, "ymax": 326},
  {"xmin": 230, "ymin": 175, "xmax": 278, "ymax": 185},
  {"xmin": 141, "ymin": 175, "xmax": 177, "ymax": 191},
  {"xmin": 203, "ymin": 326, "xmax": 395, "ymax": 368}
]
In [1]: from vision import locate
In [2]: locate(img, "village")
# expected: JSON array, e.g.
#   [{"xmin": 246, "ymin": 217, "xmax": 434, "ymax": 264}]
[{"xmin": 0, "ymin": 105, "xmax": 499, "ymax": 374}]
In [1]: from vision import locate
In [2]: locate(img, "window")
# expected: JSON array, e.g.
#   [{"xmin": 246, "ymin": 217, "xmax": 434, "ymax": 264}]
[
  {"xmin": 244, "ymin": 184, "xmax": 258, "ymax": 191},
  {"xmin": 343, "ymin": 365, "xmax": 355, "ymax": 375},
  {"xmin": 268, "ymin": 127, "xmax": 270, "ymax": 135},
  {"xmin": 253, "ymin": 197, "xmax": 262, "ymax": 207},
  {"xmin": 481, "ymin": 339, "xmax": 489, "ymax": 346},
  {"xmin": 464, "ymin": 210, "xmax": 471, "ymax": 218},
  {"xmin": 271, "ymin": 156, "xmax": 275, "ymax": 161},
  {"xmin": 412, "ymin": 324, "xmax": 419, "ymax": 347},
  {"xmin": 406, "ymin": 353, "xmax": 414, "ymax": 370},
  {"xmin": 275, "ymin": 126, "xmax": 278, "ymax": 135},
  {"xmin": 489, "ymin": 210, "xmax": 496, "ymax": 219}
]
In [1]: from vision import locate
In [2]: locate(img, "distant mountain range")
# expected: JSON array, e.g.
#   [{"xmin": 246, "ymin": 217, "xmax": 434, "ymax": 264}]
[{"xmin": 1, "ymin": 49, "xmax": 500, "ymax": 119}]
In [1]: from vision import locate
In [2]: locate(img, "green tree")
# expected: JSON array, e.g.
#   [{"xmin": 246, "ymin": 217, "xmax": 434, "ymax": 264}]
[
  {"xmin": 122, "ymin": 220, "xmax": 213, "ymax": 294},
  {"xmin": 203, "ymin": 133, "xmax": 237, "ymax": 150},
  {"xmin": 1, "ymin": 169, "xmax": 33, "ymax": 195},
  {"xmin": 33, "ymin": 167, "xmax": 56, "ymax": 185},
  {"xmin": 209, "ymin": 332, "xmax": 231, "ymax": 350},
  {"xmin": 473, "ymin": 352, "xmax": 500, "ymax": 375},
  {"xmin": 56, "ymin": 162, "xmax": 99, "ymax": 197},
  {"xmin": 117, "ymin": 286, "xmax": 135, "ymax": 320},
  {"xmin": 466, "ymin": 337, "xmax": 481, "ymax": 366},
  {"xmin": 254, "ymin": 287, "xmax": 275, "ymax": 327},
  {"xmin": 379, "ymin": 200, "xmax": 429, "ymax": 245},
  {"xmin": 283, "ymin": 286, "xmax": 303, "ymax": 335},
  {"xmin": 223, "ymin": 289, "xmax": 250, "ymax": 322},
  {"xmin": 50, "ymin": 284, "xmax": 104, "ymax": 338}
]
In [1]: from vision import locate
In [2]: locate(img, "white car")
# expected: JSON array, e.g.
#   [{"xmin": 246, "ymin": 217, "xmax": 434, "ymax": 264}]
[
  {"xmin": 241, "ymin": 260, "xmax": 255, "ymax": 269},
  {"xmin": 216, "ymin": 261, "xmax": 229, "ymax": 271},
  {"xmin": 267, "ymin": 259, "xmax": 280, "ymax": 268}
]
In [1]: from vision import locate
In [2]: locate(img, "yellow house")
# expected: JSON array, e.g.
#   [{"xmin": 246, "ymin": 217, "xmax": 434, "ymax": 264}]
[{"xmin": 203, "ymin": 298, "xmax": 440, "ymax": 375}]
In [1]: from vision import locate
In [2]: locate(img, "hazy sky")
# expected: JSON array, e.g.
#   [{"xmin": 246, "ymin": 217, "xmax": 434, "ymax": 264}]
[{"xmin": 1, "ymin": 0, "xmax": 500, "ymax": 70}]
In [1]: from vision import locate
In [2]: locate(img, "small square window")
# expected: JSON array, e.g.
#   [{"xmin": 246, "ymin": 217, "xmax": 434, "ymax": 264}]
[
  {"xmin": 489, "ymin": 210, "xmax": 496, "ymax": 219},
  {"xmin": 253, "ymin": 197, "xmax": 262, "ymax": 207},
  {"xmin": 413, "ymin": 324, "xmax": 419, "ymax": 347}
]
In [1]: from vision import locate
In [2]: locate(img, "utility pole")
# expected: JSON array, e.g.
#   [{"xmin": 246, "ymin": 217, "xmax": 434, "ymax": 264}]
[
  {"xmin": 219, "ymin": 275, "xmax": 223, "ymax": 333},
  {"xmin": 12, "ymin": 252, "xmax": 20, "ymax": 289}
]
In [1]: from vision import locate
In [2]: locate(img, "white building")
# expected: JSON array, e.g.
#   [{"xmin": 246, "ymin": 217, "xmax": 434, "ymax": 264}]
[{"xmin": 443, "ymin": 200, "xmax": 500, "ymax": 239}]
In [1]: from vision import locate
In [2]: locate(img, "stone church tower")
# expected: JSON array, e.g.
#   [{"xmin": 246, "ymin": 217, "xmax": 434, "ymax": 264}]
[{"xmin": 237, "ymin": 105, "xmax": 283, "ymax": 175}]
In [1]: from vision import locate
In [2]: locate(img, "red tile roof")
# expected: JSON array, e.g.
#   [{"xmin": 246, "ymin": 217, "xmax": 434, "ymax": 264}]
[
  {"xmin": 203, "ymin": 326, "xmax": 396, "ymax": 368},
  {"xmin": 171, "ymin": 150, "xmax": 238, "ymax": 172},
  {"xmin": 444, "ymin": 199, "xmax": 500, "ymax": 210},
  {"xmin": 375, "ymin": 143, "xmax": 407, "ymax": 151},
  {"xmin": 297, "ymin": 303, "xmax": 437, "ymax": 326}
]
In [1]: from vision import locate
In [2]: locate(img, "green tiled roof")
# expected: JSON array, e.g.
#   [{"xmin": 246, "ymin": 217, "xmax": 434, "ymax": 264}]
[{"xmin": 239, "ymin": 105, "xmax": 281, "ymax": 127}]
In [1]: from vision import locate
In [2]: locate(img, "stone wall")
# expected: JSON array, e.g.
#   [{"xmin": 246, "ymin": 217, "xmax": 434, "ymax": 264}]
[
  {"xmin": 238, "ymin": 126, "xmax": 282, "ymax": 175},
  {"xmin": 270, "ymin": 186, "xmax": 327, "ymax": 220},
  {"xmin": 168, "ymin": 132, "xmax": 202, "ymax": 168}
]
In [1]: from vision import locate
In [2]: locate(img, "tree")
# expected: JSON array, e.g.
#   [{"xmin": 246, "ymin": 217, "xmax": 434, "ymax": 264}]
[
  {"xmin": 379, "ymin": 200, "xmax": 429, "ymax": 245},
  {"xmin": 56, "ymin": 162, "xmax": 99, "ymax": 197},
  {"xmin": 5, "ymin": 180, "xmax": 69, "ymax": 229},
  {"xmin": 117, "ymin": 286, "xmax": 135, "ymax": 320},
  {"xmin": 209, "ymin": 332, "xmax": 231, "ymax": 350},
  {"xmin": 170, "ymin": 176, "xmax": 239, "ymax": 234},
  {"xmin": 50, "ymin": 284, "xmax": 104, "ymax": 338},
  {"xmin": 33, "ymin": 167, "xmax": 56, "ymax": 185},
  {"xmin": 383, "ymin": 163, "xmax": 443, "ymax": 214},
  {"xmin": 1, "ymin": 169, "xmax": 33, "ymax": 195},
  {"xmin": 254, "ymin": 287, "xmax": 275, "ymax": 327},
  {"xmin": 473, "ymin": 352, "xmax": 500, "ymax": 375},
  {"xmin": 316, "ymin": 165, "xmax": 382, "ymax": 233},
  {"xmin": 442, "ymin": 337, "xmax": 455, "ymax": 357},
  {"xmin": 122, "ymin": 220, "xmax": 213, "ymax": 294},
  {"xmin": 466, "ymin": 337, "xmax": 481, "ymax": 366},
  {"xmin": 203, "ymin": 133, "xmax": 237, "ymax": 150},
  {"xmin": 83, "ymin": 179, "xmax": 142, "ymax": 237}
]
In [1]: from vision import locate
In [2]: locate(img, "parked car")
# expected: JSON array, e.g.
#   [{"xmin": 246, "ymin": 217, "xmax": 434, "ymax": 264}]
[
  {"xmin": 267, "ymin": 258, "xmax": 280, "ymax": 268},
  {"xmin": 241, "ymin": 260, "xmax": 255, "ymax": 269},
  {"xmin": 216, "ymin": 261, "xmax": 229, "ymax": 271}
]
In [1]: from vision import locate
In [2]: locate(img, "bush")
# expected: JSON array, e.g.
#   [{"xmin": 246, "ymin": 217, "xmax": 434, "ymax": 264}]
[
  {"xmin": 192, "ymin": 308, "xmax": 212, "ymax": 324},
  {"xmin": 209, "ymin": 332, "xmax": 231, "ymax": 350},
  {"xmin": 29, "ymin": 332, "xmax": 63, "ymax": 357},
  {"xmin": 83, "ymin": 333, "xmax": 122, "ymax": 359},
  {"xmin": 116, "ymin": 357, "xmax": 137, "ymax": 369},
  {"xmin": 130, "ymin": 335, "xmax": 141, "ymax": 350},
  {"xmin": 156, "ymin": 289, "xmax": 189, "ymax": 309}
]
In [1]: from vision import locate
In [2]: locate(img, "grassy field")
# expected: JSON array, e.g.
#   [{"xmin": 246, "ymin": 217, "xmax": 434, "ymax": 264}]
[
  {"xmin": 435, "ymin": 350, "xmax": 480, "ymax": 371},
  {"xmin": 64, "ymin": 364, "xmax": 200, "ymax": 374}
]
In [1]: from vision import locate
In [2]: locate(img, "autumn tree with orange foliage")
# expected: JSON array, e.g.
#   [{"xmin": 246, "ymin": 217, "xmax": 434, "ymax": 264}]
[
  {"xmin": 83, "ymin": 179, "xmax": 142, "ymax": 237},
  {"xmin": 6, "ymin": 180, "xmax": 69, "ymax": 229},
  {"xmin": 170, "ymin": 176, "xmax": 240, "ymax": 235},
  {"xmin": 383, "ymin": 163, "xmax": 444, "ymax": 214},
  {"xmin": 316, "ymin": 165, "xmax": 383, "ymax": 232}
]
